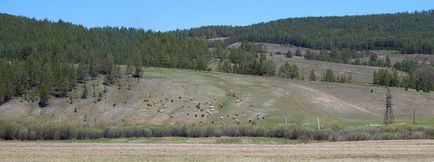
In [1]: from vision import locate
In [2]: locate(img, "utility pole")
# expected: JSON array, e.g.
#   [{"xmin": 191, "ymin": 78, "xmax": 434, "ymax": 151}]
[
  {"xmin": 316, "ymin": 116, "xmax": 321, "ymax": 130},
  {"xmin": 384, "ymin": 87, "xmax": 394, "ymax": 126},
  {"xmin": 285, "ymin": 117, "xmax": 288, "ymax": 125},
  {"xmin": 413, "ymin": 109, "xmax": 416, "ymax": 125}
]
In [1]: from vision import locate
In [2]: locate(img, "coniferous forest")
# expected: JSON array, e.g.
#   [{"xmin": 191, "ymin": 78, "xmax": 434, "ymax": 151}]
[
  {"xmin": 0, "ymin": 13, "xmax": 210, "ymax": 106},
  {"xmin": 181, "ymin": 10, "xmax": 434, "ymax": 54},
  {"xmin": 0, "ymin": 13, "xmax": 268, "ymax": 106}
]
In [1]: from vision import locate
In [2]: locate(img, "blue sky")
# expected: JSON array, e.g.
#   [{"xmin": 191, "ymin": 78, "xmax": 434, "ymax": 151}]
[{"xmin": 1, "ymin": 0, "xmax": 433, "ymax": 31}]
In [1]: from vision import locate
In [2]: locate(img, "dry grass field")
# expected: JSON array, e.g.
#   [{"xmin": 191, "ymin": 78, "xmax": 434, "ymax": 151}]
[{"xmin": 1, "ymin": 138, "xmax": 433, "ymax": 161}]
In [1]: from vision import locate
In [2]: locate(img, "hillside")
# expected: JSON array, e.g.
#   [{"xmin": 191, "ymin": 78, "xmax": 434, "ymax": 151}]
[
  {"xmin": 1, "ymin": 67, "xmax": 433, "ymax": 127},
  {"xmin": 184, "ymin": 10, "xmax": 434, "ymax": 54},
  {"xmin": 1, "ymin": 12, "xmax": 434, "ymax": 130}
]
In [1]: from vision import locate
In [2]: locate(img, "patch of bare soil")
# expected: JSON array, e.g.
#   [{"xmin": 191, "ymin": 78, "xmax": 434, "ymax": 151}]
[{"xmin": 288, "ymin": 83, "xmax": 378, "ymax": 117}]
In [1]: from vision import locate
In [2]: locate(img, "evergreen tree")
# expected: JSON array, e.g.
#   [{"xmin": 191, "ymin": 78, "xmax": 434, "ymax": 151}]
[
  {"xmin": 285, "ymin": 50, "xmax": 293, "ymax": 58},
  {"xmin": 81, "ymin": 85, "xmax": 88, "ymax": 99},
  {"xmin": 133, "ymin": 65, "xmax": 143, "ymax": 78},
  {"xmin": 278, "ymin": 62, "xmax": 299, "ymax": 79},
  {"xmin": 97, "ymin": 92, "xmax": 103, "ymax": 102},
  {"xmin": 38, "ymin": 83, "xmax": 50, "ymax": 108},
  {"xmin": 385, "ymin": 55, "xmax": 392, "ymax": 67},
  {"xmin": 222, "ymin": 60, "xmax": 232, "ymax": 73},
  {"xmin": 76, "ymin": 64, "xmax": 89, "ymax": 83},
  {"xmin": 295, "ymin": 48, "xmax": 302, "ymax": 56},
  {"xmin": 309, "ymin": 69, "xmax": 317, "ymax": 81},
  {"xmin": 264, "ymin": 60, "xmax": 276, "ymax": 76},
  {"xmin": 322, "ymin": 69, "xmax": 336, "ymax": 82},
  {"xmin": 126, "ymin": 64, "xmax": 134, "ymax": 76}
]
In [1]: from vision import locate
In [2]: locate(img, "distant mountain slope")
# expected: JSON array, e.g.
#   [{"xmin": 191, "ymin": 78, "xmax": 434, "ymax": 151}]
[{"xmin": 181, "ymin": 10, "xmax": 434, "ymax": 54}]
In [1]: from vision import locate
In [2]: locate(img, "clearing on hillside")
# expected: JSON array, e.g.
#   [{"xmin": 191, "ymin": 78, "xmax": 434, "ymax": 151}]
[{"xmin": 1, "ymin": 67, "xmax": 433, "ymax": 127}]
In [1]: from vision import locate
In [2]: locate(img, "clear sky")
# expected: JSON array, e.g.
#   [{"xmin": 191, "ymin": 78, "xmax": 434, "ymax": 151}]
[{"xmin": 1, "ymin": 0, "xmax": 433, "ymax": 31}]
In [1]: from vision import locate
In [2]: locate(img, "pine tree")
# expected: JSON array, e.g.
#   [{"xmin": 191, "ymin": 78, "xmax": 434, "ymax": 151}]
[
  {"xmin": 295, "ymin": 48, "xmax": 302, "ymax": 56},
  {"xmin": 263, "ymin": 60, "xmax": 275, "ymax": 76},
  {"xmin": 133, "ymin": 65, "xmax": 143, "ymax": 78},
  {"xmin": 385, "ymin": 55, "xmax": 391, "ymax": 67},
  {"xmin": 81, "ymin": 84, "xmax": 88, "ymax": 99},
  {"xmin": 38, "ymin": 83, "xmax": 50, "ymax": 108},
  {"xmin": 309, "ymin": 69, "xmax": 317, "ymax": 81},
  {"xmin": 126, "ymin": 64, "xmax": 134, "ymax": 76},
  {"xmin": 322, "ymin": 69, "xmax": 336, "ymax": 82},
  {"xmin": 285, "ymin": 50, "xmax": 293, "ymax": 58},
  {"xmin": 76, "ymin": 64, "xmax": 89, "ymax": 83},
  {"xmin": 97, "ymin": 92, "xmax": 103, "ymax": 102},
  {"xmin": 391, "ymin": 70, "xmax": 400, "ymax": 87},
  {"xmin": 222, "ymin": 60, "xmax": 232, "ymax": 73}
]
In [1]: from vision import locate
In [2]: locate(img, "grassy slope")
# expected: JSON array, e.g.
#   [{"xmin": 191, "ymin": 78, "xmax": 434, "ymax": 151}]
[{"xmin": 1, "ymin": 67, "xmax": 433, "ymax": 127}]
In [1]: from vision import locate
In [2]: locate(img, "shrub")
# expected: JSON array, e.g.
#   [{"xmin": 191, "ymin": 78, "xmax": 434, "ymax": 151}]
[{"xmin": 1, "ymin": 121, "xmax": 434, "ymax": 141}]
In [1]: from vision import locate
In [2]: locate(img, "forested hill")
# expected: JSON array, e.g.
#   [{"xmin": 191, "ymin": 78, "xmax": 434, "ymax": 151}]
[
  {"xmin": 0, "ymin": 13, "xmax": 209, "ymax": 68},
  {"xmin": 180, "ymin": 10, "xmax": 434, "ymax": 54},
  {"xmin": 0, "ymin": 13, "xmax": 210, "ymax": 106}
]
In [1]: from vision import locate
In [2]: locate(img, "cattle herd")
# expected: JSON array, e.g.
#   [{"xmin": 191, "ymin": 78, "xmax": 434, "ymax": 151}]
[{"xmin": 140, "ymin": 89, "xmax": 266, "ymax": 125}]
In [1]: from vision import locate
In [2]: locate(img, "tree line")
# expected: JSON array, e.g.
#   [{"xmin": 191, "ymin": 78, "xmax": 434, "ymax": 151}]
[
  {"xmin": 181, "ymin": 10, "xmax": 434, "ymax": 54},
  {"xmin": 304, "ymin": 49, "xmax": 392, "ymax": 68}
]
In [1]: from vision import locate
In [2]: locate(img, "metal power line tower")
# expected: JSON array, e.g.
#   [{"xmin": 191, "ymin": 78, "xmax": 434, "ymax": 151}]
[{"xmin": 384, "ymin": 87, "xmax": 394, "ymax": 126}]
